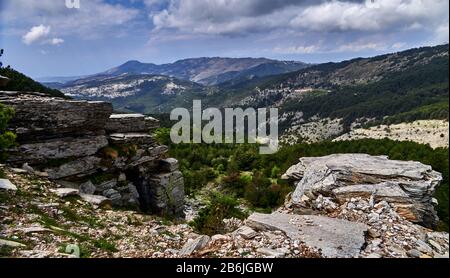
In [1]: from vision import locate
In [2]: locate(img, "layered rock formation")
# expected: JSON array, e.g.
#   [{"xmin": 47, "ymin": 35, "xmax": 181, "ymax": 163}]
[
  {"xmin": 282, "ymin": 154, "xmax": 442, "ymax": 228},
  {"xmin": 228, "ymin": 154, "xmax": 448, "ymax": 258},
  {"xmin": 1, "ymin": 91, "xmax": 184, "ymax": 217}
]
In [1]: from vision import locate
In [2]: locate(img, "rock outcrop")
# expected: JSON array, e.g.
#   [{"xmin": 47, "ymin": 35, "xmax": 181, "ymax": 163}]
[
  {"xmin": 282, "ymin": 154, "xmax": 442, "ymax": 228},
  {"xmin": 1, "ymin": 91, "xmax": 184, "ymax": 217}
]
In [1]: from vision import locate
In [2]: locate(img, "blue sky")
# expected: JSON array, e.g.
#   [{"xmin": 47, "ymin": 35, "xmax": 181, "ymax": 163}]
[{"xmin": 0, "ymin": 0, "xmax": 448, "ymax": 78}]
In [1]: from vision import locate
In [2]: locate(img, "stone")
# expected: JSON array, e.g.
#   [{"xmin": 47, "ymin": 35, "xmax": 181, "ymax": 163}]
[
  {"xmin": 47, "ymin": 156, "xmax": 101, "ymax": 179},
  {"xmin": 286, "ymin": 154, "xmax": 442, "ymax": 228},
  {"xmin": 118, "ymin": 173, "xmax": 127, "ymax": 182},
  {"xmin": 142, "ymin": 171, "xmax": 185, "ymax": 216},
  {"xmin": 109, "ymin": 133, "xmax": 155, "ymax": 146},
  {"xmin": 256, "ymin": 247, "xmax": 287, "ymax": 258},
  {"xmin": 149, "ymin": 145, "xmax": 169, "ymax": 158},
  {"xmin": 407, "ymin": 249, "xmax": 422, "ymax": 258},
  {"xmin": 145, "ymin": 116, "xmax": 160, "ymax": 130},
  {"xmin": 95, "ymin": 180, "xmax": 117, "ymax": 192},
  {"xmin": 105, "ymin": 114, "xmax": 155, "ymax": 133},
  {"xmin": 236, "ymin": 226, "xmax": 258, "ymax": 239},
  {"xmin": 0, "ymin": 179, "xmax": 17, "ymax": 191},
  {"xmin": 79, "ymin": 194, "xmax": 112, "ymax": 207},
  {"xmin": 10, "ymin": 168, "xmax": 27, "ymax": 174},
  {"xmin": 103, "ymin": 189, "xmax": 122, "ymax": 206},
  {"xmin": 434, "ymin": 253, "xmax": 449, "ymax": 258},
  {"xmin": 247, "ymin": 212, "xmax": 368, "ymax": 258},
  {"xmin": 415, "ymin": 239, "xmax": 434, "ymax": 255},
  {"xmin": 160, "ymin": 158, "xmax": 179, "ymax": 172},
  {"xmin": 17, "ymin": 226, "xmax": 51, "ymax": 234},
  {"xmin": 0, "ymin": 239, "xmax": 26, "ymax": 248},
  {"xmin": 1, "ymin": 92, "xmax": 112, "ymax": 142},
  {"xmin": 79, "ymin": 180, "xmax": 96, "ymax": 195},
  {"xmin": 50, "ymin": 188, "xmax": 79, "ymax": 198},
  {"xmin": 8, "ymin": 136, "xmax": 108, "ymax": 164},
  {"xmin": 366, "ymin": 253, "xmax": 382, "ymax": 258},
  {"xmin": 367, "ymin": 228, "xmax": 381, "ymax": 238},
  {"xmin": 211, "ymin": 235, "xmax": 230, "ymax": 243},
  {"xmin": 428, "ymin": 240, "xmax": 442, "ymax": 253},
  {"xmin": 22, "ymin": 163, "xmax": 34, "ymax": 173},
  {"xmin": 179, "ymin": 235, "xmax": 210, "ymax": 256}
]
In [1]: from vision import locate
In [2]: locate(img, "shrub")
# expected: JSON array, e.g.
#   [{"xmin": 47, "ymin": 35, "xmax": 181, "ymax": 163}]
[
  {"xmin": 191, "ymin": 193, "xmax": 245, "ymax": 235},
  {"xmin": 0, "ymin": 103, "xmax": 16, "ymax": 162}
]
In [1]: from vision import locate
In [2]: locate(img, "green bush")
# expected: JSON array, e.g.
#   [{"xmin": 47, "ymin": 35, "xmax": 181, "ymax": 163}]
[
  {"xmin": 191, "ymin": 193, "xmax": 246, "ymax": 235},
  {"xmin": 0, "ymin": 103, "xmax": 16, "ymax": 162}
]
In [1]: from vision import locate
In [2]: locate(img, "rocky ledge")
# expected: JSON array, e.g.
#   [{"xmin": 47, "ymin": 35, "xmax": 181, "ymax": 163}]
[{"xmin": 1, "ymin": 91, "xmax": 184, "ymax": 217}]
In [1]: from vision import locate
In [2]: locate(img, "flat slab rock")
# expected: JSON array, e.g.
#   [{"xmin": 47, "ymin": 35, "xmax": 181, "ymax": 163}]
[
  {"xmin": 246, "ymin": 212, "xmax": 368, "ymax": 258},
  {"xmin": 0, "ymin": 179, "xmax": 17, "ymax": 191},
  {"xmin": 179, "ymin": 235, "xmax": 210, "ymax": 256}
]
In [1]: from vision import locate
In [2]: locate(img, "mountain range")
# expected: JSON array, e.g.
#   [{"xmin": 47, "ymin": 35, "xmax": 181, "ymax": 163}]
[
  {"xmin": 40, "ymin": 57, "xmax": 309, "ymax": 87},
  {"xmin": 40, "ymin": 44, "xmax": 449, "ymax": 136}
]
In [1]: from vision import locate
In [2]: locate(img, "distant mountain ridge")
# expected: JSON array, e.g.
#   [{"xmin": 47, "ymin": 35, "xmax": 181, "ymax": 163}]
[
  {"xmin": 56, "ymin": 44, "xmax": 448, "ymax": 124},
  {"xmin": 41, "ymin": 57, "xmax": 309, "ymax": 87}
]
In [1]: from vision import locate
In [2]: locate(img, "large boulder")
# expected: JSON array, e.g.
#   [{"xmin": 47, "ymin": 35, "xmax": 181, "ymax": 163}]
[
  {"xmin": 283, "ymin": 154, "xmax": 442, "ymax": 228},
  {"xmin": 247, "ymin": 212, "xmax": 368, "ymax": 258}
]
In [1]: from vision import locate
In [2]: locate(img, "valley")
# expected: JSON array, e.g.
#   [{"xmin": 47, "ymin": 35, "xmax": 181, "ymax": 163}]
[{"xmin": 1, "ymin": 44, "xmax": 449, "ymax": 259}]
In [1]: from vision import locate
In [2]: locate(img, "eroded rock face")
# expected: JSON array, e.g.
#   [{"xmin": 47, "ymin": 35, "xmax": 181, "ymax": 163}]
[
  {"xmin": 1, "ymin": 91, "xmax": 184, "ymax": 217},
  {"xmin": 283, "ymin": 154, "xmax": 442, "ymax": 228}
]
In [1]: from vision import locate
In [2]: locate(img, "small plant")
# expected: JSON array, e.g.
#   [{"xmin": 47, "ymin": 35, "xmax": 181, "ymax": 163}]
[
  {"xmin": 191, "ymin": 192, "xmax": 246, "ymax": 236},
  {"xmin": 0, "ymin": 103, "xmax": 16, "ymax": 162}
]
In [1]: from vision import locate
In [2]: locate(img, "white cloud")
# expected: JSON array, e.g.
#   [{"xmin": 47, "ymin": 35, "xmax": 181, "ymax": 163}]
[
  {"xmin": 22, "ymin": 25, "xmax": 51, "ymax": 45},
  {"xmin": 273, "ymin": 45, "xmax": 321, "ymax": 54},
  {"xmin": 49, "ymin": 38, "xmax": 65, "ymax": 46},
  {"xmin": 434, "ymin": 21, "xmax": 450, "ymax": 44},
  {"xmin": 151, "ymin": 0, "xmax": 448, "ymax": 36},
  {"xmin": 290, "ymin": 0, "xmax": 448, "ymax": 32},
  {"xmin": 3, "ymin": 0, "xmax": 140, "ymax": 39}
]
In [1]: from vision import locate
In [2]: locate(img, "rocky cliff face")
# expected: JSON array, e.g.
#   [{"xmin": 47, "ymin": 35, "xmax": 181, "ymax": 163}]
[{"xmin": 0, "ymin": 91, "xmax": 184, "ymax": 217}]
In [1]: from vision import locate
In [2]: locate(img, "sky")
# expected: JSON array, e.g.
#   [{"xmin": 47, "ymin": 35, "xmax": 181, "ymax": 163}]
[{"xmin": 0, "ymin": 0, "xmax": 448, "ymax": 78}]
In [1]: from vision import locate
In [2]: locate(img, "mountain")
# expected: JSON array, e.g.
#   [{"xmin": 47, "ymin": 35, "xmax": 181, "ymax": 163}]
[
  {"xmin": 101, "ymin": 57, "xmax": 309, "ymax": 85},
  {"xmin": 46, "ymin": 57, "xmax": 309, "ymax": 88},
  {"xmin": 61, "ymin": 74, "xmax": 210, "ymax": 114},
  {"xmin": 226, "ymin": 44, "xmax": 449, "ymax": 126},
  {"xmin": 59, "ymin": 44, "xmax": 448, "ymax": 135}
]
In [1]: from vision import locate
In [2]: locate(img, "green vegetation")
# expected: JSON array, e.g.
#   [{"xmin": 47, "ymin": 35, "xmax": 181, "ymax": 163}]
[
  {"xmin": 190, "ymin": 192, "xmax": 246, "ymax": 235},
  {"xmin": 155, "ymin": 127, "xmax": 449, "ymax": 231},
  {"xmin": 0, "ymin": 103, "xmax": 16, "ymax": 162},
  {"xmin": 282, "ymin": 56, "xmax": 449, "ymax": 131},
  {"xmin": 366, "ymin": 101, "xmax": 449, "ymax": 127},
  {"xmin": 0, "ymin": 67, "xmax": 67, "ymax": 98}
]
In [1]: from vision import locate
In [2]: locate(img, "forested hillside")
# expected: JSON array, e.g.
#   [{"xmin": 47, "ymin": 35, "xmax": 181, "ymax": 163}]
[{"xmin": 0, "ymin": 67, "xmax": 66, "ymax": 98}]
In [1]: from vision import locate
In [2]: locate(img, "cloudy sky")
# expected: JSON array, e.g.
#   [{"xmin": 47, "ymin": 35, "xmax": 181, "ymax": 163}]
[{"xmin": 0, "ymin": 0, "xmax": 448, "ymax": 78}]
